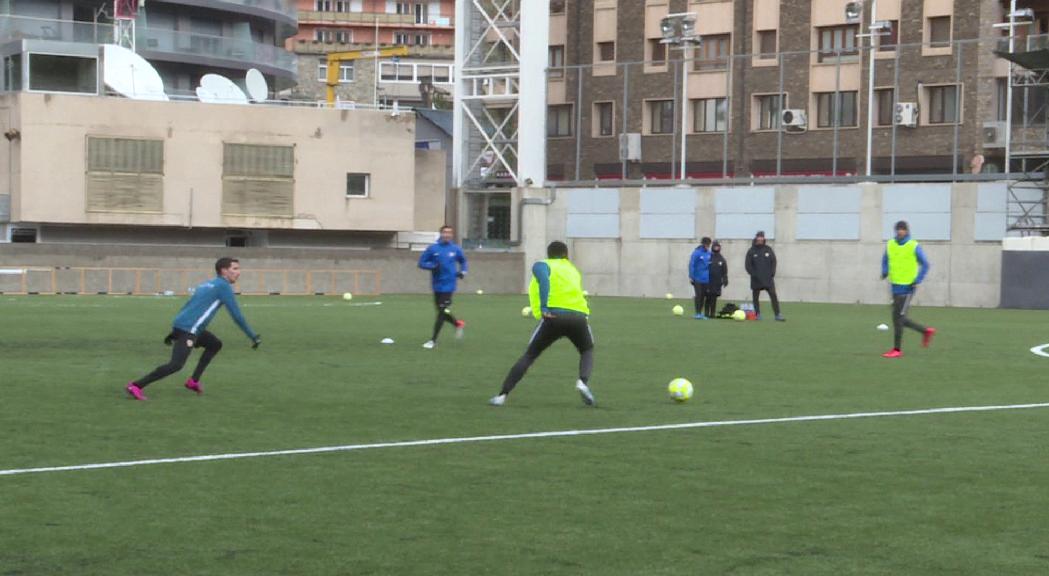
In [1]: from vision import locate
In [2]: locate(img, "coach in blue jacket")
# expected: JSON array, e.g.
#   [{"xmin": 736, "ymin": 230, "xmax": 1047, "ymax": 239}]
[
  {"xmin": 688, "ymin": 237, "xmax": 713, "ymax": 319},
  {"xmin": 418, "ymin": 225, "xmax": 469, "ymax": 349}
]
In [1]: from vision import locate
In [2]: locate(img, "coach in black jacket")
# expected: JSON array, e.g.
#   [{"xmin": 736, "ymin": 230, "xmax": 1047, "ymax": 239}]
[{"xmin": 745, "ymin": 231, "xmax": 785, "ymax": 321}]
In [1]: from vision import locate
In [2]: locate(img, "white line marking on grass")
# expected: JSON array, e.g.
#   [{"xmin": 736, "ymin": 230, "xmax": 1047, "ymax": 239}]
[
  {"xmin": 3, "ymin": 402, "xmax": 1048, "ymax": 477},
  {"xmin": 1031, "ymin": 344, "xmax": 1049, "ymax": 358}
]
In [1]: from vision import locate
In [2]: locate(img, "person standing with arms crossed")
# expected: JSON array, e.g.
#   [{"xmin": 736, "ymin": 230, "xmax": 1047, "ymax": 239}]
[
  {"xmin": 418, "ymin": 225, "xmax": 468, "ymax": 349},
  {"xmin": 688, "ymin": 237, "xmax": 712, "ymax": 319},
  {"xmin": 881, "ymin": 220, "xmax": 936, "ymax": 358},
  {"xmin": 490, "ymin": 241, "xmax": 595, "ymax": 407},
  {"xmin": 745, "ymin": 231, "xmax": 785, "ymax": 321},
  {"xmin": 125, "ymin": 257, "xmax": 260, "ymax": 401}
]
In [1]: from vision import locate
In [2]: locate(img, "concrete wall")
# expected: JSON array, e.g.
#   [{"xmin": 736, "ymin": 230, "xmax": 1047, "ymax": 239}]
[
  {"xmin": 3, "ymin": 92, "xmax": 431, "ymax": 233},
  {"xmin": 414, "ymin": 149, "xmax": 447, "ymax": 232},
  {"xmin": 0, "ymin": 243, "xmax": 524, "ymax": 295},
  {"xmin": 521, "ymin": 182, "xmax": 1006, "ymax": 308}
]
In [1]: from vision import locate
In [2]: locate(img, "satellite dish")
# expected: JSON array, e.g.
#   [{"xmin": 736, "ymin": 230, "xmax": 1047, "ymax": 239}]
[
  {"xmin": 102, "ymin": 44, "xmax": 168, "ymax": 101},
  {"xmin": 245, "ymin": 68, "xmax": 268, "ymax": 103},
  {"xmin": 198, "ymin": 73, "xmax": 248, "ymax": 105}
]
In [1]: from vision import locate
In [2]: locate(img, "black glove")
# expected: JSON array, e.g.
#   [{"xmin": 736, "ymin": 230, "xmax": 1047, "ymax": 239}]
[
  {"xmin": 163, "ymin": 332, "xmax": 175, "ymax": 346},
  {"xmin": 457, "ymin": 271, "xmax": 466, "ymax": 279},
  {"xmin": 252, "ymin": 335, "xmax": 262, "ymax": 350}
]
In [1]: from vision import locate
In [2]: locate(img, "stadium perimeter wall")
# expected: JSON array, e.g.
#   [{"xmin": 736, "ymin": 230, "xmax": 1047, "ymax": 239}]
[
  {"xmin": 0, "ymin": 245, "xmax": 523, "ymax": 295},
  {"xmin": 520, "ymin": 183, "xmax": 1011, "ymax": 308}
]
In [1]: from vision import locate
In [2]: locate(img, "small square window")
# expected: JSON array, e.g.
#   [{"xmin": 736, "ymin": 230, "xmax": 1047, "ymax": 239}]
[
  {"xmin": 929, "ymin": 16, "xmax": 951, "ymax": 48},
  {"xmin": 597, "ymin": 41, "xmax": 615, "ymax": 62},
  {"xmin": 347, "ymin": 173, "xmax": 370, "ymax": 197},
  {"xmin": 757, "ymin": 30, "xmax": 777, "ymax": 59},
  {"xmin": 649, "ymin": 39, "xmax": 667, "ymax": 65}
]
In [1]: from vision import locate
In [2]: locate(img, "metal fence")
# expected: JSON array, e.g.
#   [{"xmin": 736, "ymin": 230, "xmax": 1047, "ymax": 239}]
[{"xmin": 539, "ymin": 36, "xmax": 1048, "ymax": 186}]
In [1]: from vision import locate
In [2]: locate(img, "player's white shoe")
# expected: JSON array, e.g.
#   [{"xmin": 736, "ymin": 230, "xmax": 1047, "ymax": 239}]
[
  {"xmin": 575, "ymin": 380, "xmax": 595, "ymax": 407},
  {"xmin": 422, "ymin": 340, "xmax": 436, "ymax": 349},
  {"xmin": 488, "ymin": 394, "xmax": 506, "ymax": 407}
]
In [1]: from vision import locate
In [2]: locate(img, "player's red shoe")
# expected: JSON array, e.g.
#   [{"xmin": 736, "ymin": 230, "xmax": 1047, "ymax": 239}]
[
  {"xmin": 881, "ymin": 349, "xmax": 903, "ymax": 359},
  {"xmin": 184, "ymin": 378, "xmax": 202, "ymax": 395},
  {"xmin": 922, "ymin": 327, "xmax": 937, "ymax": 348},
  {"xmin": 455, "ymin": 320, "xmax": 466, "ymax": 340},
  {"xmin": 125, "ymin": 383, "xmax": 147, "ymax": 401}
]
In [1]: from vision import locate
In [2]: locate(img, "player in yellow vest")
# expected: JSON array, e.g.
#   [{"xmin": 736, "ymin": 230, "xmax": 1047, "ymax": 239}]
[
  {"xmin": 880, "ymin": 220, "xmax": 936, "ymax": 358},
  {"xmin": 490, "ymin": 241, "xmax": 595, "ymax": 407}
]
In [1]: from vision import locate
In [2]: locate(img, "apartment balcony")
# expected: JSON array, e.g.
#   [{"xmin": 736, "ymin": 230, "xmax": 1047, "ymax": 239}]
[
  {"xmin": 298, "ymin": 10, "xmax": 453, "ymax": 28},
  {"xmin": 294, "ymin": 40, "xmax": 453, "ymax": 58},
  {"xmin": 996, "ymin": 34, "xmax": 1049, "ymax": 71},
  {"xmin": 159, "ymin": 0, "xmax": 297, "ymax": 27}
]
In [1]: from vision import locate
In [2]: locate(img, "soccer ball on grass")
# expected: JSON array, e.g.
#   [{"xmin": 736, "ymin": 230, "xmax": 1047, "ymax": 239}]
[{"xmin": 667, "ymin": 378, "xmax": 694, "ymax": 403}]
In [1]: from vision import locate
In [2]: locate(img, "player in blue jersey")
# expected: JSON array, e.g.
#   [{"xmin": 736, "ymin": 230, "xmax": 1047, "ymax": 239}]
[
  {"xmin": 125, "ymin": 257, "xmax": 260, "ymax": 400},
  {"xmin": 418, "ymin": 225, "xmax": 468, "ymax": 349}
]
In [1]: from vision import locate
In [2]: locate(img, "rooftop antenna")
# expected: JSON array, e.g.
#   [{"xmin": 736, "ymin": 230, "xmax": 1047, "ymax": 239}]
[
  {"xmin": 113, "ymin": 0, "xmax": 141, "ymax": 52},
  {"xmin": 103, "ymin": 43, "xmax": 168, "ymax": 101}
]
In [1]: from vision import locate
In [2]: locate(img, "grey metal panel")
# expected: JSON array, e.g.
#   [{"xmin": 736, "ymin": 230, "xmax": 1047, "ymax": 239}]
[
  {"xmin": 1001, "ymin": 251, "xmax": 1049, "ymax": 309},
  {"xmin": 640, "ymin": 187, "xmax": 695, "ymax": 213},
  {"xmin": 797, "ymin": 186, "xmax": 861, "ymax": 213},
  {"xmin": 716, "ymin": 213, "xmax": 776, "ymax": 240},
  {"xmin": 640, "ymin": 214, "xmax": 694, "ymax": 239},
  {"xmin": 976, "ymin": 182, "xmax": 1008, "ymax": 213},
  {"xmin": 567, "ymin": 188, "xmax": 619, "ymax": 214},
  {"xmin": 567, "ymin": 214, "xmax": 620, "ymax": 238},
  {"xmin": 715, "ymin": 186, "xmax": 775, "ymax": 213},
  {"xmin": 975, "ymin": 212, "xmax": 1008, "ymax": 242},
  {"xmin": 796, "ymin": 213, "xmax": 860, "ymax": 240},
  {"xmin": 0, "ymin": 194, "xmax": 8, "ymax": 223},
  {"xmin": 881, "ymin": 183, "xmax": 952, "ymax": 213},
  {"xmin": 882, "ymin": 212, "xmax": 951, "ymax": 240}
]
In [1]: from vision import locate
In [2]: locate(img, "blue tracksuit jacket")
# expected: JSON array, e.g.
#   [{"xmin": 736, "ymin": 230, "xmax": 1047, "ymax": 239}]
[
  {"xmin": 689, "ymin": 247, "xmax": 711, "ymax": 284},
  {"xmin": 881, "ymin": 235, "xmax": 930, "ymax": 295},
  {"xmin": 172, "ymin": 277, "xmax": 257, "ymax": 339},
  {"xmin": 418, "ymin": 240, "xmax": 468, "ymax": 293}
]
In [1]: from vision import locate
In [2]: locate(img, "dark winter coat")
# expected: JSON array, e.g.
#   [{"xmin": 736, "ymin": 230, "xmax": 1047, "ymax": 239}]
[
  {"xmin": 706, "ymin": 253, "xmax": 729, "ymax": 296},
  {"xmin": 745, "ymin": 243, "xmax": 777, "ymax": 290}
]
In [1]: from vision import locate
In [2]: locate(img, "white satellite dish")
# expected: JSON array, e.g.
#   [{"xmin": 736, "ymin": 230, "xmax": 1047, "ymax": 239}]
[
  {"xmin": 245, "ymin": 68, "xmax": 268, "ymax": 103},
  {"xmin": 198, "ymin": 73, "xmax": 248, "ymax": 105},
  {"xmin": 102, "ymin": 44, "xmax": 168, "ymax": 101}
]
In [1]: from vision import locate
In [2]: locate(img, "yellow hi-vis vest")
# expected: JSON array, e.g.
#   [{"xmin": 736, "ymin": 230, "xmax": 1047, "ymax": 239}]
[
  {"xmin": 886, "ymin": 239, "xmax": 920, "ymax": 285},
  {"xmin": 528, "ymin": 258, "xmax": 589, "ymax": 319}
]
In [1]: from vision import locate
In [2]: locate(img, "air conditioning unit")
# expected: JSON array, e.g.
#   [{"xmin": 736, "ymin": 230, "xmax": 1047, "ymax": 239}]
[
  {"xmin": 619, "ymin": 132, "xmax": 641, "ymax": 162},
  {"xmin": 983, "ymin": 121, "xmax": 1008, "ymax": 149},
  {"xmin": 895, "ymin": 102, "xmax": 919, "ymax": 127},
  {"xmin": 781, "ymin": 109, "xmax": 807, "ymax": 132}
]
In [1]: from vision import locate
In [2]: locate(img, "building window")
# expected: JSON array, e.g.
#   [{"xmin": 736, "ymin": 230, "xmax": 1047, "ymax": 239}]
[
  {"xmin": 927, "ymin": 85, "xmax": 960, "ymax": 124},
  {"xmin": 755, "ymin": 94, "xmax": 784, "ymax": 130},
  {"xmin": 318, "ymin": 60, "xmax": 354, "ymax": 83},
  {"xmin": 996, "ymin": 78, "xmax": 1007, "ymax": 122},
  {"xmin": 928, "ymin": 16, "xmax": 951, "ymax": 48},
  {"xmin": 346, "ymin": 173, "xmax": 370, "ymax": 197},
  {"xmin": 315, "ymin": 0, "xmax": 331, "ymax": 10},
  {"xmin": 878, "ymin": 20, "xmax": 898, "ymax": 51},
  {"xmin": 85, "ymin": 137, "xmax": 164, "ymax": 213},
  {"xmin": 648, "ymin": 99, "xmax": 675, "ymax": 134},
  {"xmin": 414, "ymin": 2, "xmax": 428, "ymax": 24},
  {"xmin": 395, "ymin": 2, "xmax": 411, "ymax": 15},
  {"xmin": 547, "ymin": 104, "xmax": 573, "ymax": 137},
  {"xmin": 548, "ymin": 45, "xmax": 565, "ymax": 79},
  {"xmin": 222, "ymin": 144, "xmax": 294, "ymax": 217},
  {"xmin": 550, "ymin": 0, "xmax": 565, "ymax": 14},
  {"xmin": 693, "ymin": 98, "xmax": 727, "ymax": 133},
  {"xmin": 757, "ymin": 30, "xmax": 777, "ymax": 59},
  {"xmin": 597, "ymin": 41, "xmax": 615, "ymax": 62},
  {"xmin": 413, "ymin": 33, "xmax": 430, "ymax": 46},
  {"xmin": 816, "ymin": 91, "xmax": 858, "ymax": 128},
  {"xmin": 649, "ymin": 39, "xmax": 667, "ymax": 65},
  {"xmin": 594, "ymin": 101, "xmax": 614, "ymax": 136},
  {"xmin": 817, "ymin": 25, "xmax": 858, "ymax": 63},
  {"xmin": 875, "ymin": 88, "xmax": 895, "ymax": 126},
  {"xmin": 695, "ymin": 34, "xmax": 730, "ymax": 70},
  {"xmin": 314, "ymin": 29, "xmax": 350, "ymax": 43}
]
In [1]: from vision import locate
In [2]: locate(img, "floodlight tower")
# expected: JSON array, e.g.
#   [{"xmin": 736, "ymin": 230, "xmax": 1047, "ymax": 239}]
[
  {"xmin": 114, "ymin": 0, "xmax": 141, "ymax": 52},
  {"xmin": 453, "ymin": 0, "xmax": 549, "ymax": 188}
]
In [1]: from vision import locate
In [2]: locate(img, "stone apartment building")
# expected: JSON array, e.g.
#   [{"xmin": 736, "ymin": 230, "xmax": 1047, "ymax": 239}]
[
  {"xmin": 288, "ymin": 0, "xmax": 455, "ymax": 108},
  {"xmin": 545, "ymin": 0, "xmax": 1049, "ymax": 182}
]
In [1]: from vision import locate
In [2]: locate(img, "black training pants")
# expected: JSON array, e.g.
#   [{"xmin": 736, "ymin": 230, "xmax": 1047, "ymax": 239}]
[
  {"xmin": 892, "ymin": 292, "xmax": 926, "ymax": 350},
  {"xmin": 692, "ymin": 282, "xmax": 709, "ymax": 315},
  {"xmin": 431, "ymin": 292, "xmax": 458, "ymax": 341},
  {"xmin": 135, "ymin": 329, "xmax": 223, "ymax": 388},
  {"xmin": 752, "ymin": 287, "xmax": 781, "ymax": 317},
  {"xmin": 500, "ymin": 314, "xmax": 594, "ymax": 396}
]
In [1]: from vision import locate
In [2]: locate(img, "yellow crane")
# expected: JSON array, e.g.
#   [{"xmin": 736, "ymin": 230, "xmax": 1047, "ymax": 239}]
[{"xmin": 326, "ymin": 46, "xmax": 410, "ymax": 106}]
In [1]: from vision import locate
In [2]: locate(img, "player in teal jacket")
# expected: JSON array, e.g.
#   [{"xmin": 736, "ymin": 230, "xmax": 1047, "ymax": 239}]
[{"xmin": 125, "ymin": 257, "xmax": 260, "ymax": 400}]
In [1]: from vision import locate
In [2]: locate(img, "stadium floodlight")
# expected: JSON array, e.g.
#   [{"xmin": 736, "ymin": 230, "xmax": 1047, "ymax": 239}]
[
  {"xmin": 659, "ymin": 13, "xmax": 701, "ymax": 181},
  {"xmin": 844, "ymin": 2, "xmax": 863, "ymax": 24},
  {"xmin": 1009, "ymin": 8, "xmax": 1035, "ymax": 22},
  {"xmin": 659, "ymin": 13, "xmax": 699, "ymax": 46}
]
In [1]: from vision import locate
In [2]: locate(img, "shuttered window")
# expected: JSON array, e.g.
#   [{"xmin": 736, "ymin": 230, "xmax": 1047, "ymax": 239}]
[
  {"xmin": 222, "ymin": 143, "xmax": 294, "ymax": 217},
  {"xmin": 85, "ymin": 137, "xmax": 164, "ymax": 213}
]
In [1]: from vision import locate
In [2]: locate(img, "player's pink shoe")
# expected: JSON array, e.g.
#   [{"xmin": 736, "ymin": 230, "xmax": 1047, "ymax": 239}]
[
  {"xmin": 184, "ymin": 378, "xmax": 202, "ymax": 395},
  {"xmin": 125, "ymin": 383, "xmax": 147, "ymax": 401},
  {"xmin": 881, "ymin": 349, "xmax": 903, "ymax": 359},
  {"xmin": 455, "ymin": 320, "xmax": 466, "ymax": 340},
  {"xmin": 922, "ymin": 328, "xmax": 937, "ymax": 348}
]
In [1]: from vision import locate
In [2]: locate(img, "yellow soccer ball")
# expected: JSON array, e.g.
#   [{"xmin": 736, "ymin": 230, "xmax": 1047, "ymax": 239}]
[
  {"xmin": 521, "ymin": 306, "xmax": 532, "ymax": 318},
  {"xmin": 342, "ymin": 292, "xmax": 353, "ymax": 301},
  {"xmin": 732, "ymin": 309, "xmax": 746, "ymax": 321},
  {"xmin": 672, "ymin": 305, "xmax": 684, "ymax": 316},
  {"xmin": 667, "ymin": 378, "xmax": 694, "ymax": 403}
]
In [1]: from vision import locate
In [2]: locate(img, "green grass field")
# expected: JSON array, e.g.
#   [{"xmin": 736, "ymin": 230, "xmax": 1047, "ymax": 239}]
[{"xmin": 2, "ymin": 294, "xmax": 1048, "ymax": 575}]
